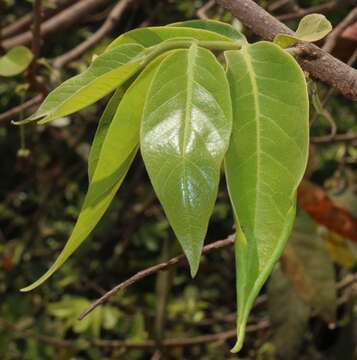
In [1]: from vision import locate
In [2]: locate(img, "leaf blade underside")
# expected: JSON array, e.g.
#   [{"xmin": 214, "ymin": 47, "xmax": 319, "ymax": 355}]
[
  {"xmin": 274, "ymin": 13, "xmax": 332, "ymax": 48},
  {"xmin": 20, "ymin": 52, "xmax": 172, "ymax": 292},
  {"xmin": 88, "ymin": 87, "xmax": 125, "ymax": 181},
  {"xmin": 141, "ymin": 44, "xmax": 232, "ymax": 277},
  {"xmin": 14, "ymin": 44, "xmax": 146, "ymax": 125},
  {"xmin": 224, "ymin": 41, "xmax": 309, "ymax": 351}
]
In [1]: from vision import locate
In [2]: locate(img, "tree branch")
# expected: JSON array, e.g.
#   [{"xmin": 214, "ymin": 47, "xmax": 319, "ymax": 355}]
[
  {"xmin": 0, "ymin": 95, "xmax": 43, "ymax": 123},
  {"xmin": 216, "ymin": 0, "xmax": 357, "ymax": 100},
  {"xmin": 78, "ymin": 235, "xmax": 235, "ymax": 320},
  {"xmin": 52, "ymin": 0, "xmax": 140, "ymax": 68},
  {"xmin": 1, "ymin": 0, "xmax": 76, "ymax": 39},
  {"xmin": 323, "ymin": 6, "xmax": 357, "ymax": 53},
  {"xmin": 2, "ymin": 0, "xmax": 113, "ymax": 50},
  {"xmin": 276, "ymin": 0, "xmax": 339, "ymax": 21}
]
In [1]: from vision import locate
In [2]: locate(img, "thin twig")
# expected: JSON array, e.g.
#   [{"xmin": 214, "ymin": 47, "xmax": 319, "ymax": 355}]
[
  {"xmin": 78, "ymin": 235, "xmax": 235, "ymax": 320},
  {"xmin": 1, "ymin": 0, "xmax": 76, "ymax": 39},
  {"xmin": 0, "ymin": 95, "xmax": 43, "ymax": 123},
  {"xmin": 52, "ymin": 0, "xmax": 140, "ymax": 68},
  {"xmin": 27, "ymin": 0, "xmax": 47, "ymax": 95},
  {"xmin": 311, "ymin": 132, "xmax": 357, "ymax": 144},
  {"xmin": 276, "ymin": 0, "xmax": 338, "ymax": 21},
  {"xmin": 310, "ymin": 48, "xmax": 357, "ymax": 125},
  {"xmin": 0, "ymin": 317, "xmax": 268, "ymax": 349},
  {"xmin": 323, "ymin": 7, "xmax": 357, "ymax": 53},
  {"xmin": 92, "ymin": 321, "xmax": 269, "ymax": 348},
  {"xmin": 197, "ymin": 0, "xmax": 215, "ymax": 19},
  {"xmin": 2, "ymin": 0, "xmax": 113, "ymax": 50}
]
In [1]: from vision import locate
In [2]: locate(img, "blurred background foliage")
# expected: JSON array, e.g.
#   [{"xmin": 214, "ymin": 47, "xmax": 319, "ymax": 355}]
[{"xmin": 0, "ymin": 0, "xmax": 356, "ymax": 359}]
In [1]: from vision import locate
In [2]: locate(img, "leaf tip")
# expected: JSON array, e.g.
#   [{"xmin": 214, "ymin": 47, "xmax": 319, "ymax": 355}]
[
  {"xmin": 12, "ymin": 113, "xmax": 47, "ymax": 126},
  {"xmin": 188, "ymin": 256, "xmax": 200, "ymax": 278},
  {"xmin": 231, "ymin": 321, "xmax": 246, "ymax": 353},
  {"xmin": 20, "ymin": 284, "xmax": 35, "ymax": 292}
]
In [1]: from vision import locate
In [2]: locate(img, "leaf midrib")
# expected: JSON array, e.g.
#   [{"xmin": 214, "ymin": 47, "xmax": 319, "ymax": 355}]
[
  {"xmin": 182, "ymin": 43, "xmax": 197, "ymax": 156},
  {"xmin": 241, "ymin": 47, "xmax": 261, "ymax": 233}
]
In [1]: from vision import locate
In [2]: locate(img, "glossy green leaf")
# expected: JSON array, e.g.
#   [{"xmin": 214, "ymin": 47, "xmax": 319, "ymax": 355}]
[
  {"xmin": 274, "ymin": 13, "xmax": 332, "ymax": 48},
  {"xmin": 141, "ymin": 44, "xmax": 232, "ymax": 277},
  {"xmin": 20, "ymin": 52, "xmax": 172, "ymax": 292},
  {"xmin": 0, "ymin": 46, "xmax": 33, "ymax": 77},
  {"xmin": 169, "ymin": 19, "xmax": 246, "ymax": 42},
  {"xmin": 14, "ymin": 44, "xmax": 146, "ymax": 125},
  {"xmin": 107, "ymin": 26, "xmax": 235, "ymax": 51},
  {"xmin": 224, "ymin": 41, "xmax": 309, "ymax": 351}
]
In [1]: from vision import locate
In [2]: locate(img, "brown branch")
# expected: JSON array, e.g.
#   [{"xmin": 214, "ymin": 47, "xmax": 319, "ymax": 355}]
[
  {"xmin": 310, "ymin": 48, "xmax": 357, "ymax": 131},
  {"xmin": 78, "ymin": 235, "xmax": 235, "ymax": 320},
  {"xmin": 311, "ymin": 131, "xmax": 357, "ymax": 144},
  {"xmin": 0, "ymin": 316, "xmax": 268, "ymax": 350},
  {"xmin": 52, "ymin": 0, "xmax": 140, "ymax": 68},
  {"xmin": 1, "ymin": 0, "xmax": 76, "ymax": 40},
  {"xmin": 323, "ymin": 7, "xmax": 357, "ymax": 53},
  {"xmin": 2, "ymin": 0, "xmax": 113, "ymax": 50},
  {"xmin": 0, "ymin": 0, "xmax": 5, "ymax": 54},
  {"xmin": 276, "ymin": 0, "xmax": 338, "ymax": 21},
  {"xmin": 0, "ymin": 95, "xmax": 43, "ymax": 123},
  {"xmin": 31, "ymin": 0, "xmax": 42, "ymax": 62},
  {"xmin": 94, "ymin": 321, "xmax": 269, "ymax": 348},
  {"xmin": 26, "ymin": 0, "xmax": 47, "ymax": 95},
  {"xmin": 197, "ymin": 0, "xmax": 215, "ymax": 19},
  {"xmin": 216, "ymin": 0, "xmax": 357, "ymax": 100}
]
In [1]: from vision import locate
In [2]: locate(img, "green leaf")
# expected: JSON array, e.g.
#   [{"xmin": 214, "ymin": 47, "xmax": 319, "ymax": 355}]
[
  {"xmin": 274, "ymin": 14, "xmax": 332, "ymax": 48},
  {"xmin": 0, "ymin": 46, "xmax": 33, "ymax": 77},
  {"xmin": 107, "ymin": 26, "xmax": 235, "ymax": 51},
  {"xmin": 224, "ymin": 41, "xmax": 309, "ymax": 351},
  {"xmin": 20, "ymin": 52, "xmax": 172, "ymax": 292},
  {"xmin": 14, "ymin": 44, "xmax": 146, "ymax": 125},
  {"xmin": 295, "ymin": 13, "xmax": 332, "ymax": 41},
  {"xmin": 169, "ymin": 19, "xmax": 246, "ymax": 42},
  {"xmin": 141, "ymin": 44, "xmax": 232, "ymax": 277},
  {"xmin": 88, "ymin": 87, "xmax": 125, "ymax": 181}
]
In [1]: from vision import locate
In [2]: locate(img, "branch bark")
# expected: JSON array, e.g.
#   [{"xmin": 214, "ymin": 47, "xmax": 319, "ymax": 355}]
[
  {"xmin": 216, "ymin": 0, "xmax": 357, "ymax": 100},
  {"xmin": 78, "ymin": 235, "xmax": 235, "ymax": 320},
  {"xmin": 0, "ymin": 95, "xmax": 43, "ymax": 123},
  {"xmin": 1, "ymin": 0, "xmax": 76, "ymax": 40},
  {"xmin": 323, "ymin": 6, "xmax": 357, "ymax": 53},
  {"xmin": 2, "ymin": 0, "xmax": 112, "ymax": 50},
  {"xmin": 52, "ymin": 0, "xmax": 139, "ymax": 68}
]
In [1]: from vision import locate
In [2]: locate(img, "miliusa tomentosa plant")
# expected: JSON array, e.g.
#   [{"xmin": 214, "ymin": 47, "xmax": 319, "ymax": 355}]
[{"xmin": 14, "ymin": 16, "xmax": 332, "ymax": 351}]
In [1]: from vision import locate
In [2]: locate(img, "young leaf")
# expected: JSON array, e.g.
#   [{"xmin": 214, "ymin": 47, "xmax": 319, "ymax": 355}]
[
  {"xmin": 0, "ymin": 46, "xmax": 33, "ymax": 77},
  {"xmin": 295, "ymin": 13, "xmax": 332, "ymax": 41},
  {"xmin": 141, "ymin": 44, "xmax": 232, "ymax": 277},
  {"xmin": 274, "ymin": 13, "xmax": 332, "ymax": 48},
  {"xmin": 107, "ymin": 26, "xmax": 234, "ymax": 50},
  {"xmin": 224, "ymin": 41, "xmax": 309, "ymax": 351},
  {"xmin": 169, "ymin": 19, "xmax": 246, "ymax": 42},
  {"xmin": 20, "ymin": 52, "xmax": 172, "ymax": 292},
  {"xmin": 14, "ymin": 44, "xmax": 146, "ymax": 125}
]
